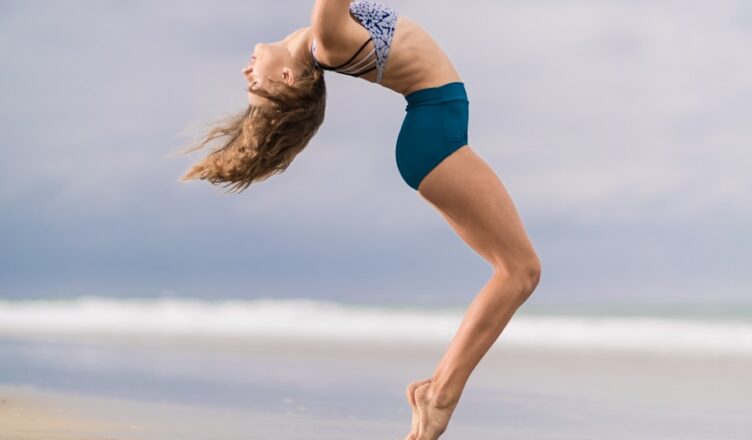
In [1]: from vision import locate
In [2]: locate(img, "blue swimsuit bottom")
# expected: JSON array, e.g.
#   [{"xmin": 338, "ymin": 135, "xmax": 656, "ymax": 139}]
[{"xmin": 395, "ymin": 82, "xmax": 469, "ymax": 191}]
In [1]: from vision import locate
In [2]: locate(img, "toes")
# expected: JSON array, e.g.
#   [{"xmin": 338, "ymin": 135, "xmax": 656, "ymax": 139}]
[
  {"xmin": 406, "ymin": 379, "xmax": 432, "ymax": 438},
  {"xmin": 407, "ymin": 383, "xmax": 424, "ymax": 435},
  {"xmin": 413, "ymin": 381, "xmax": 433, "ymax": 406},
  {"xmin": 407, "ymin": 378, "xmax": 433, "ymax": 405},
  {"xmin": 406, "ymin": 383, "xmax": 416, "ymax": 406}
]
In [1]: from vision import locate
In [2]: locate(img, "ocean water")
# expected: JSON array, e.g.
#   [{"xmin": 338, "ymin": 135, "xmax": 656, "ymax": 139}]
[{"xmin": 1, "ymin": 295, "xmax": 751, "ymax": 356}]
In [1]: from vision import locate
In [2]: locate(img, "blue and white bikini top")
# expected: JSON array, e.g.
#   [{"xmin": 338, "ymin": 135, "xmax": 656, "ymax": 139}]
[{"xmin": 311, "ymin": 0, "xmax": 399, "ymax": 84}]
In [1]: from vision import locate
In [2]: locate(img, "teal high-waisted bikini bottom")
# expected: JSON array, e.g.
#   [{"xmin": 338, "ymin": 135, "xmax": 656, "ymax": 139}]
[{"xmin": 395, "ymin": 81, "xmax": 469, "ymax": 191}]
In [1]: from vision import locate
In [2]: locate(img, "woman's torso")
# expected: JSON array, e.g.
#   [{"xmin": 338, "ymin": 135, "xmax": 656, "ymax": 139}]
[{"xmin": 311, "ymin": 1, "xmax": 462, "ymax": 96}]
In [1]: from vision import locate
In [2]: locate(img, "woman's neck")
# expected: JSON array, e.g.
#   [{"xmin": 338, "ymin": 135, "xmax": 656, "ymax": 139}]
[{"xmin": 287, "ymin": 27, "xmax": 314, "ymax": 67}]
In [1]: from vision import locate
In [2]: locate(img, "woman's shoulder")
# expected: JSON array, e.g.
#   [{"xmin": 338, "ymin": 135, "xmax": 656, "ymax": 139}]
[{"xmin": 311, "ymin": 15, "xmax": 372, "ymax": 68}]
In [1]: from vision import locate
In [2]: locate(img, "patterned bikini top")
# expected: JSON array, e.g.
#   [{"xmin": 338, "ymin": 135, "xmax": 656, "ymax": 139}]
[{"xmin": 311, "ymin": 0, "xmax": 399, "ymax": 83}]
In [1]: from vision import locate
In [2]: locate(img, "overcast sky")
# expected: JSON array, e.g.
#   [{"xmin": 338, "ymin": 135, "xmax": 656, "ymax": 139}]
[{"xmin": 1, "ymin": 0, "xmax": 750, "ymax": 310}]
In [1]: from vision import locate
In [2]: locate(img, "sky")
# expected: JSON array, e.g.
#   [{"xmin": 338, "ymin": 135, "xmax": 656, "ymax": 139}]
[{"xmin": 1, "ymin": 0, "xmax": 750, "ymax": 310}]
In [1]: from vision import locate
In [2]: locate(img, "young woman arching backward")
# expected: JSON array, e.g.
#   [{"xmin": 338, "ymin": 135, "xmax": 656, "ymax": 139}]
[{"xmin": 180, "ymin": 2, "xmax": 543, "ymax": 439}]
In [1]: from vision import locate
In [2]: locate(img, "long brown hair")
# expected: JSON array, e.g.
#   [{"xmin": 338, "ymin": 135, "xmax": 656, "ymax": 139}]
[{"xmin": 178, "ymin": 59, "xmax": 326, "ymax": 194}]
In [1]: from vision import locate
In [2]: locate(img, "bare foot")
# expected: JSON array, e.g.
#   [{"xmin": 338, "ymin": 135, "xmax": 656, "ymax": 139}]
[
  {"xmin": 403, "ymin": 379, "xmax": 459, "ymax": 440},
  {"xmin": 404, "ymin": 378, "xmax": 432, "ymax": 440}
]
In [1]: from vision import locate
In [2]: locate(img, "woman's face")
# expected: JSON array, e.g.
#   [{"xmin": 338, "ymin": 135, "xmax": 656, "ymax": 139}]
[{"xmin": 242, "ymin": 41, "xmax": 295, "ymax": 106}]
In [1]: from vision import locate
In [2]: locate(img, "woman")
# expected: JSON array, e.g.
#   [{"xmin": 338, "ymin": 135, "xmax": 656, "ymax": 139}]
[{"xmin": 180, "ymin": 1, "xmax": 542, "ymax": 439}]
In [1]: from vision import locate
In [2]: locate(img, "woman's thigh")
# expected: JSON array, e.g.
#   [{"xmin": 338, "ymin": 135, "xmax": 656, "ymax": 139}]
[{"xmin": 417, "ymin": 145, "xmax": 539, "ymax": 270}]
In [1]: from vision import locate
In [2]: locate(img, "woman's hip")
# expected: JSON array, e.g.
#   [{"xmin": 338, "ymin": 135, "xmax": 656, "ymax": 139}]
[{"xmin": 395, "ymin": 82, "xmax": 470, "ymax": 191}]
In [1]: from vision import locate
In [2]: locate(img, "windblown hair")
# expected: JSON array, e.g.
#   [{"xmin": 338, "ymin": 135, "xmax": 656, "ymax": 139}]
[{"xmin": 179, "ymin": 59, "xmax": 326, "ymax": 194}]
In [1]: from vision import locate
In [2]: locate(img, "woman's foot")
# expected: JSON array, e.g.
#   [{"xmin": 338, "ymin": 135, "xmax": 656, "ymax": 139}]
[
  {"xmin": 405, "ymin": 378, "xmax": 432, "ymax": 439},
  {"xmin": 403, "ymin": 379, "xmax": 459, "ymax": 440}
]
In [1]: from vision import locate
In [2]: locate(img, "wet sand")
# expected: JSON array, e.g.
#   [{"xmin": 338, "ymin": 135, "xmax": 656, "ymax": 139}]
[{"xmin": 1, "ymin": 336, "xmax": 750, "ymax": 439}]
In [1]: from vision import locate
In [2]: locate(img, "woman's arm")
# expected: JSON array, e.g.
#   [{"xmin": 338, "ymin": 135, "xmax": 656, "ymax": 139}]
[{"xmin": 310, "ymin": 0, "xmax": 352, "ymax": 50}]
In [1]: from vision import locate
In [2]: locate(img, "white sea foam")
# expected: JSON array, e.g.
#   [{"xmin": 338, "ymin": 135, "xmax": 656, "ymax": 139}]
[{"xmin": 0, "ymin": 296, "xmax": 750, "ymax": 355}]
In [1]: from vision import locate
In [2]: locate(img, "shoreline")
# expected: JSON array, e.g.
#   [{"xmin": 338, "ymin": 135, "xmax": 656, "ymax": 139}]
[{"xmin": 1, "ymin": 336, "xmax": 751, "ymax": 439}]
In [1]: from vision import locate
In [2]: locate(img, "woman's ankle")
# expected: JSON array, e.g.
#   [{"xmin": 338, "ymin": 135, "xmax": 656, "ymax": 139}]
[{"xmin": 427, "ymin": 378, "xmax": 462, "ymax": 409}]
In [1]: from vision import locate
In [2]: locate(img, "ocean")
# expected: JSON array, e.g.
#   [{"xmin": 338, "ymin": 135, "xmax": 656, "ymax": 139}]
[{"xmin": 1, "ymin": 295, "xmax": 751, "ymax": 355}]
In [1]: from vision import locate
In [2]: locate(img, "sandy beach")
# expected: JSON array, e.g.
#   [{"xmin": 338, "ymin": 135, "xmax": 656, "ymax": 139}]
[
  {"xmin": 0, "ymin": 378, "xmax": 407, "ymax": 440},
  {"xmin": 1, "ymin": 383, "xmax": 140, "ymax": 440},
  {"xmin": 1, "ymin": 334, "xmax": 750, "ymax": 440}
]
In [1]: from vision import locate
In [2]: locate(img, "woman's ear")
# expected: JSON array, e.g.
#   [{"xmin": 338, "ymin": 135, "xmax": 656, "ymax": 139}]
[{"xmin": 282, "ymin": 67, "xmax": 295, "ymax": 86}]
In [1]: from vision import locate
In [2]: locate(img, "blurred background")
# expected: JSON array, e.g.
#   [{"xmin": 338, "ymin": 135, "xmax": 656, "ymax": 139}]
[
  {"xmin": 1, "ymin": 0, "xmax": 751, "ymax": 436},
  {"xmin": 2, "ymin": 0, "xmax": 750, "ymax": 310}
]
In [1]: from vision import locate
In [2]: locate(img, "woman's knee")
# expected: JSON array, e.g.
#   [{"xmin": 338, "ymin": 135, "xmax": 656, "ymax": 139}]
[
  {"xmin": 525, "ymin": 255, "xmax": 543, "ymax": 295},
  {"xmin": 493, "ymin": 253, "xmax": 542, "ymax": 300}
]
